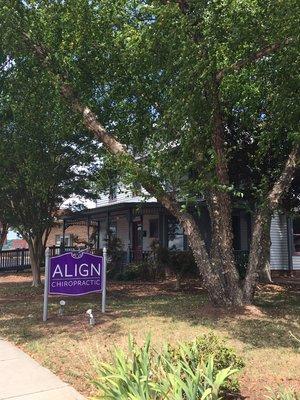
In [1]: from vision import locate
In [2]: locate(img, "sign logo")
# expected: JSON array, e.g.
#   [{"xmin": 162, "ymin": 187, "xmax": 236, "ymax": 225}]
[{"xmin": 49, "ymin": 252, "xmax": 103, "ymax": 296}]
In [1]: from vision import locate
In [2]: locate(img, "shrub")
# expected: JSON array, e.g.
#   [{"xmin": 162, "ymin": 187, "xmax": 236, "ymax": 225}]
[
  {"xmin": 168, "ymin": 250, "xmax": 198, "ymax": 284},
  {"xmin": 118, "ymin": 262, "xmax": 149, "ymax": 281},
  {"xmin": 166, "ymin": 333, "xmax": 244, "ymax": 395},
  {"xmin": 118, "ymin": 259, "xmax": 165, "ymax": 282},
  {"xmin": 150, "ymin": 243, "xmax": 198, "ymax": 288},
  {"xmin": 92, "ymin": 334, "xmax": 243, "ymax": 400},
  {"xmin": 106, "ymin": 237, "xmax": 125, "ymax": 278}
]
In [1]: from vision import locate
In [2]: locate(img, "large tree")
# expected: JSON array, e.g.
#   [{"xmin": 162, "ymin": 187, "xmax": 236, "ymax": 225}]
[
  {"xmin": 0, "ymin": 59, "xmax": 96, "ymax": 286},
  {"xmin": 0, "ymin": 0, "xmax": 299, "ymax": 303}
]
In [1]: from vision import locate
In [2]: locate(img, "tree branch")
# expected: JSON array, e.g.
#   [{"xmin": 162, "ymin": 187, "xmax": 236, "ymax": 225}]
[
  {"xmin": 243, "ymin": 143, "xmax": 299, "ymax": 301},
  {"xmin": 216, "ymin": 38, "xmax": 292, "ymax": 82},
  {"xmin": 267, "ymin": 143, "xmax": 300, "ymax": 210},
  {"xmin": 20, "ymin": 32, "xmax": 186, "ymax": 215}
]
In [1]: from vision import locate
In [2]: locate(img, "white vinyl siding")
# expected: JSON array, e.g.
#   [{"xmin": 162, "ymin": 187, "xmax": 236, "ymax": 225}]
[
  {"xmin": 270, "ymin": 214, "xmax": 289, "ymax": 270},
  {"xmin": 292, "ymin": 256, "xmax": 300, "ymax": 270}
]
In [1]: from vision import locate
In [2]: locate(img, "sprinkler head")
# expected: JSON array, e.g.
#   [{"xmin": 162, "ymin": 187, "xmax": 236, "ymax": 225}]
[
  {"xmin": 86, "ymin": 309, "xmax": 95, "ymax": 326},
  {"xmin": 58, "ymin": 300, "xmax": 66, "ymax": 316}
]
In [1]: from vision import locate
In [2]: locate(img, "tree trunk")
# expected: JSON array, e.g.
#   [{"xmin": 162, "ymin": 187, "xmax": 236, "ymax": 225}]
[
  {"xmin": 205, "ymin": 80, "xmax": 243, "ymax": 305},
  {"xmin": 243, "ymin": 208, "xmax": 272, "ymax": 301},
  {"xmin": 244, "ymin": 145, "xmax": 300, "ymax": 302},
  {"xmin": 0, "ymin": 221, "xmax": 8, "ymax": 251},
  {"xmin": 27, "ymin": 236, "xmax": 44, "ymax": 287},
  {"xmin": 259, "ymin": 260, "xmax": 272, "ymax": 283},
  {"xmin": 176, "ymin": 212, "xmax": 241, "ymax": 306},
  {"xmin": 206, "ymin": 190, "xmax": 244, "ymax": 305},
  {"xmin": 258, "ymin": 213, "xmax": 273, "ymax": 283}
]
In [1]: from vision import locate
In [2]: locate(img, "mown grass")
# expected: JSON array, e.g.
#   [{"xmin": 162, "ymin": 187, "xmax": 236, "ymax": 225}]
[{"xmin": 0, "ymin": 272, "xmax": 299, "ymax": 399}]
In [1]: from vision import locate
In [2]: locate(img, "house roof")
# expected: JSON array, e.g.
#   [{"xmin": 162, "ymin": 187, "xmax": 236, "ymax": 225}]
[{"xmin": 62, "ymin": 201, "xmax": 165, "ymax": 223}]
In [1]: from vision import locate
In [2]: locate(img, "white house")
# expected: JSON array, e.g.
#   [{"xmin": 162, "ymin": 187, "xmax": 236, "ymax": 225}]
[{"xmin": 61, "ymin": 185, "xmax": 300, "ymax": 276}]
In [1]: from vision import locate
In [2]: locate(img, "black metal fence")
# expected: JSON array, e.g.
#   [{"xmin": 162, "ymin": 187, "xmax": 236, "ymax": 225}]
[
  {"xmin": 0, "ymin": 246, "xmax": 78, "ymax": 272},
  {"xmin": 0, "ymin": 248, "xmax": 31, "ymax": 272}
]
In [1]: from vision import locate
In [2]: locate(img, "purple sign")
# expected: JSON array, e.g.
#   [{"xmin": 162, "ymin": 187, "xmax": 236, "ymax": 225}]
[{"xmin": 49, "ymin": 252, "xmax": 103, "ymax": 296}]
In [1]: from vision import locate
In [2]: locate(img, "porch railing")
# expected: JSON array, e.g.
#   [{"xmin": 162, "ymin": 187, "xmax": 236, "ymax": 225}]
[
  {"xmin": 0, "ymin": 248, "xmax": 31, "ymax": 272},
  {"xmin": 0, "ymin": 246, "xmax": 78, "ymax": 272},
  {"xmin": 0, "ymin": 246, "xmax": 251, "ymax": 275}
]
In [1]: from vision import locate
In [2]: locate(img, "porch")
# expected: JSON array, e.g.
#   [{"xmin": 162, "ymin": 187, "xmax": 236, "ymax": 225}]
[
  {"xmin": 61, "ymin": 202, "xmax": 173, "ymax": 264},
  {"xmin": 61, "ymin": 202, "xmax": 251, "ymax": 272}
]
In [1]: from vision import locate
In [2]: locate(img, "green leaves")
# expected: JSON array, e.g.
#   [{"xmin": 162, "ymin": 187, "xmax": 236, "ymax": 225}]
[
  {"xmin": 0, "ymin": 0, "xmax": 299, "ymax": 235},
  {"xmin": 92, "ymin": 334, "xmax": 242, "ymax": 399}
]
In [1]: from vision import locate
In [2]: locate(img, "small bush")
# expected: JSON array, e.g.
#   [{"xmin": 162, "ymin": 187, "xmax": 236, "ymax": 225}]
[
  {"xmin": 92, "ymin": 334, "xmax": 243, "ymax": 400},
  {"xmin": 166, "ymin": 333, "xmax": 244, "ymax": 394},
  {"xmin": 118, "ymin": 259, "xmax": 165, "ymax": 282},
  {"xmin": 118, "ymin": 262, "xmax": 149, "ymax": 281},
  {"xmin": 106, "ymin": 237, "xmax": 125, "ymax": 278}
]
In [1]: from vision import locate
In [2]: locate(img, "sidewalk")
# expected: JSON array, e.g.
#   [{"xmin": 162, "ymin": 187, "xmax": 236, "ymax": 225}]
[{"xmin": 0, "ymin": 339, "xmax": 85, "ymax": 400}]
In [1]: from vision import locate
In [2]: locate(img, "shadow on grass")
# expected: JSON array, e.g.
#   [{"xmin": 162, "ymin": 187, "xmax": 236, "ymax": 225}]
[{"xmin": 0, "ymin": 275, "xmax": 299, "ymax": 350}]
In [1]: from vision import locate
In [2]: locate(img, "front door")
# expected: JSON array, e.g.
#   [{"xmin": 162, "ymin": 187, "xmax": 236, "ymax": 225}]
[{"xmin": 132, "ymin": 221, "xmax": 143, "ymax": 261}]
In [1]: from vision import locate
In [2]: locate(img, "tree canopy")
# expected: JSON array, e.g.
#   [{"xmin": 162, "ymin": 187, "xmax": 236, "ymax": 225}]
[
  {"xmin": 0, "ymin": 0, "xmax": 299, "ymax": 301},
  {"xmin": 0, "ymin": 35, "xmax": 97, "ymax": 284}
]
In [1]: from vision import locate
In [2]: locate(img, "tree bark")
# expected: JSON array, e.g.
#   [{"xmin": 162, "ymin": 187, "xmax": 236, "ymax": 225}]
[
  {"xmin": 27, "ymin": 236, "xmax": 44, "ymax": 287},
  {"xmin": 205, "ymin": 80, "xmax": 244, "ymax": 305},
  {"xmin": 0, "ymin": 221, "xmax": 8, "ymax": 251},
  {"xmin": 176, "ymin": 211, "xmax": 234, "ymax": 306},
  {"xmin": 258, "ymin": 213, "xmax": 273, "ymax": 283},
  {"xmin": 243, "ymin": 144, "xmax": 300, "ymax": 302}
]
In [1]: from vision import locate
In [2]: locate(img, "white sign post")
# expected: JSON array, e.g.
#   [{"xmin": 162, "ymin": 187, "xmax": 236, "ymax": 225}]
[
  {"xmin": 102, "ymin": 247, "xmax": 107, "ymax": 313},
  {"xmin": 43, "ymin": 247, "xmax": 50, "ymax": 322}
]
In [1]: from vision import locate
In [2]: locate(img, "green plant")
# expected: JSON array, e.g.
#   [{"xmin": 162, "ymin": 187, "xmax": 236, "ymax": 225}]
[
  {"xmin": 166, "ymin": 333, "xmax": 245, "ymax": 394},
  {"xmin": 150, "ymin": 243, "xmax": 198, "ymax": 288},
  {"xmin": 106, "ymin": 237, "xmax": 125, "ymax": 278},
  {"xmin": 118, "ymin": 262, "xmax": 148, "ymax": 281},
  {"xmin": 91, "ymin": 334, "xmax": 241, "ymax": 400},
  {"xmin": 265, "ymin": 387, "xmax": 300, "ymax": 400},
  {"xmin": 92, "ymin": 335, "xmax": 159, "ymax": 399}
]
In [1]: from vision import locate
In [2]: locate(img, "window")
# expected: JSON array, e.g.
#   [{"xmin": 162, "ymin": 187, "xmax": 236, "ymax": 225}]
[
  {"xmin": 168, "ymin": 219, "xmax": 184, "ymax": 251},
  {"xmin": 149, "ymin": 219, "xmax": 159, "ymax": 239},
  {"xmin": 55, "ymin": 235, "xmax": 71, "ymax": 247},
  {"xmin": 293, "ymin": 217, "xmax": 300, "ymax": 255}
]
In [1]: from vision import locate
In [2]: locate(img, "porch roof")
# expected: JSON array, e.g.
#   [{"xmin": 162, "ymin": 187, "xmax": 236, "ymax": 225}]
[{"xmin": 62, "ymin": 201, "xmax": 165, "ymax": 223}]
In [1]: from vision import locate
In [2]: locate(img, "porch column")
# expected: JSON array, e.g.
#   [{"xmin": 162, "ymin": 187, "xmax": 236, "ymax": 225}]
[
  {"xmin": 106, "ymin": 210, "xmax": 110, "ymax": 240},
  {"xmin": 61, "ymin": 219, "xmax": 66, "ymax": 253},
  {"xmin": 141, "ymin": 211, "xmax": 144, "ymax": 257},
  {"xmin": 87, "ymin": 216, "xmax": 90, "ymax": 245},
  {"xmin": 159, "ymin": 212, "xmax": 164, "ymax": 247},
  {"xmin": 127, "ymin": 208, "xmax": 132, "ymax": 263},
  {"xmin": 97, "ymin": 220, "xmax": 101, "ymax": 250}
]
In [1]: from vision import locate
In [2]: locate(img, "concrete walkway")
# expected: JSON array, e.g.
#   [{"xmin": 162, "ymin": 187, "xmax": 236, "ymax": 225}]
[{"xmin": 0, "ymin": 339, "xmax": 85, "ymax": 400}]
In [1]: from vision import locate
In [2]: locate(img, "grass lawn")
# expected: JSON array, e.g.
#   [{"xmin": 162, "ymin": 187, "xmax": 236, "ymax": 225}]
[{"xmin": 0, "ymin": 272, "xmax": 299, "ymax": 399}]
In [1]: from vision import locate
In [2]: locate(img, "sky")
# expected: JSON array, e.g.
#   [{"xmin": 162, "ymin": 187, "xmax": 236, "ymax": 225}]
[{"xmin": 7, "ymin": 230, "xmax": 19, "ymax": 240}]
